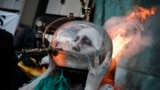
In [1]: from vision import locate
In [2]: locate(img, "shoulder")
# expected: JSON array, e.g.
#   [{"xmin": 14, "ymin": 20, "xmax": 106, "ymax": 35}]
[
  {"xmin": 0, "ymin": 29, "xmax": 13, "ymax": 48},
  {"xmin": 0, "ymin": 29, "xmax": 13, "ymax": 39}
]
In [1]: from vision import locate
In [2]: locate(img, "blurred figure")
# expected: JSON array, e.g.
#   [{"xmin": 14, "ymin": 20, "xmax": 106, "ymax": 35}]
[
  {"xmin": 14, "ymin": 23, "xmax": 50, "ymax": 88},
  {"xmin": 14, "ymin": 24, "xmax": 36, "ymax": 52},
  {"xmin": 0, "ymin": 28, "xmax": 18, "ymax": 90},
  {"xmin": 14, "ymin": 24, "xmax": 36, "ymax": 88}
]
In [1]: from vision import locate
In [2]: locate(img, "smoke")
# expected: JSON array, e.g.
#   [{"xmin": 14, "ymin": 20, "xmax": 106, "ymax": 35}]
[
  {"xmin": 102, "ymin": 6, "xmax": 160, "ymax": 90},
  {"xmin": 103, "ymin": 7, "xmax": 155, "ymax": 61}
]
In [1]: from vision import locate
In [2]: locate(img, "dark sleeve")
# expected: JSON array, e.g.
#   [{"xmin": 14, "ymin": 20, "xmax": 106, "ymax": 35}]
[
  {"xmin": 0, "ymin": 30, "xmax": 18, "ymax": 90},
  {"xmin": 7, "ymin": 32, "xmax": 19, "ymax": 90}
]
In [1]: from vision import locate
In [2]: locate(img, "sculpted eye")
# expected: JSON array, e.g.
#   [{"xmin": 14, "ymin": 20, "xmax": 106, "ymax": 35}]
[
  {"xmin": 82, "ymin": 36, "xmax": 92, "ymax": 46},
  {"xmin": 74, "ymin": 36, "xmax": 80, "ymax": 42}
]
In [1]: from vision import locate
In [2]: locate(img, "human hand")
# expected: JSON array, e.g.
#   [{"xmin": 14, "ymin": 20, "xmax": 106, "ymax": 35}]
[
  {"xmin": 84, "ymin": 51, "xmax": 112, "ymax": 90},
  {"xmin": 99, "ymin": 84, "xmax": 114, "ymax": 90}
]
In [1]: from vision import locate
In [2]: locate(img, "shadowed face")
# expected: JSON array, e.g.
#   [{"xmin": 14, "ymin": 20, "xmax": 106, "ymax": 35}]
[{"xmin": 71, "ymin": 28, "xmax": 101, "ymax": 55}]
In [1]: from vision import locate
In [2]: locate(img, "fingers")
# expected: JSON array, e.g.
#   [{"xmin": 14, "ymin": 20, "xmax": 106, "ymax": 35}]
[
  {"xmin": 86, "ymin": 51, "xmax": 112, "ymax": 72},
  {"xmin": 96, "ymin": 51, "xmax": 111, "ymax": 75},
  {"xmin": 101, "ymin": 51, "xmax": 112, "ymax": 67},
  {"xmin": 94, "ymin": 50, "xmax": 100, "ymax": 68},
  {"xmin": 85, "ymin": 55, "xmax": 93, "ymax": 70}
]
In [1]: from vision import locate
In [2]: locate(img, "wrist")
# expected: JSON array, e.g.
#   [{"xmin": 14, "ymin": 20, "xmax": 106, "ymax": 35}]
[{"xmin": 84, "ymin": 85, "xmax": 98, "ymax": 90}]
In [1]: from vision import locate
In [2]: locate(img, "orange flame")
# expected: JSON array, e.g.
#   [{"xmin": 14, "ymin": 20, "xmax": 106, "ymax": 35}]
[
  {"xmin": 125, "ymin": 6, "xmax": 157, "ymax": 21},
  {"xmin": 102, "ymin": 6, "xmax": 157, "ymax": 85},
  {"xmin": 109, "ymin": 6, "xmax": 157, "ymax": 60},
  {"xmin": 112, "ymin": 34, "xmax": 131, "ymax": 59}
]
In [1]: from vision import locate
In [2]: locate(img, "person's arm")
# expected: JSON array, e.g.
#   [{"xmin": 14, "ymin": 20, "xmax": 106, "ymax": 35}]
[
  {"xmin": 7, "ymin": 31, "xmax": 19, "ymax": 90},
  {"xmin": 84, "ymin": 51, "xmax": 112, "ymax": 90}
]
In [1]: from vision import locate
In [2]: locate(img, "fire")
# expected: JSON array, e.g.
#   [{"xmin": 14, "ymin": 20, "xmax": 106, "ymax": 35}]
[
  {"xmin": 112, "ymin": 34, "xmax": 131, "ymax": 59},
  {"xmin": 125, "ymin": 6, "xmax": 157, "ymax": 21},
  {"xmin": 109, "ymin": 6, "xmax": 157, "ymax": 60},
  {"xmin": 102, "ymin": 6, "xmax": 157, "ymax": 87}
]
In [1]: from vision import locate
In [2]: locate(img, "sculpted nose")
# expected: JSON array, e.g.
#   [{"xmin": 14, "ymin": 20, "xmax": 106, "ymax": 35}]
[
  {"xmin": 72, "ymin": 38, "xmax": 81, "ymax": 52},
  {"xmin": 72, "ymin": 46, "xmax": 80, "ymax": 52}
]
